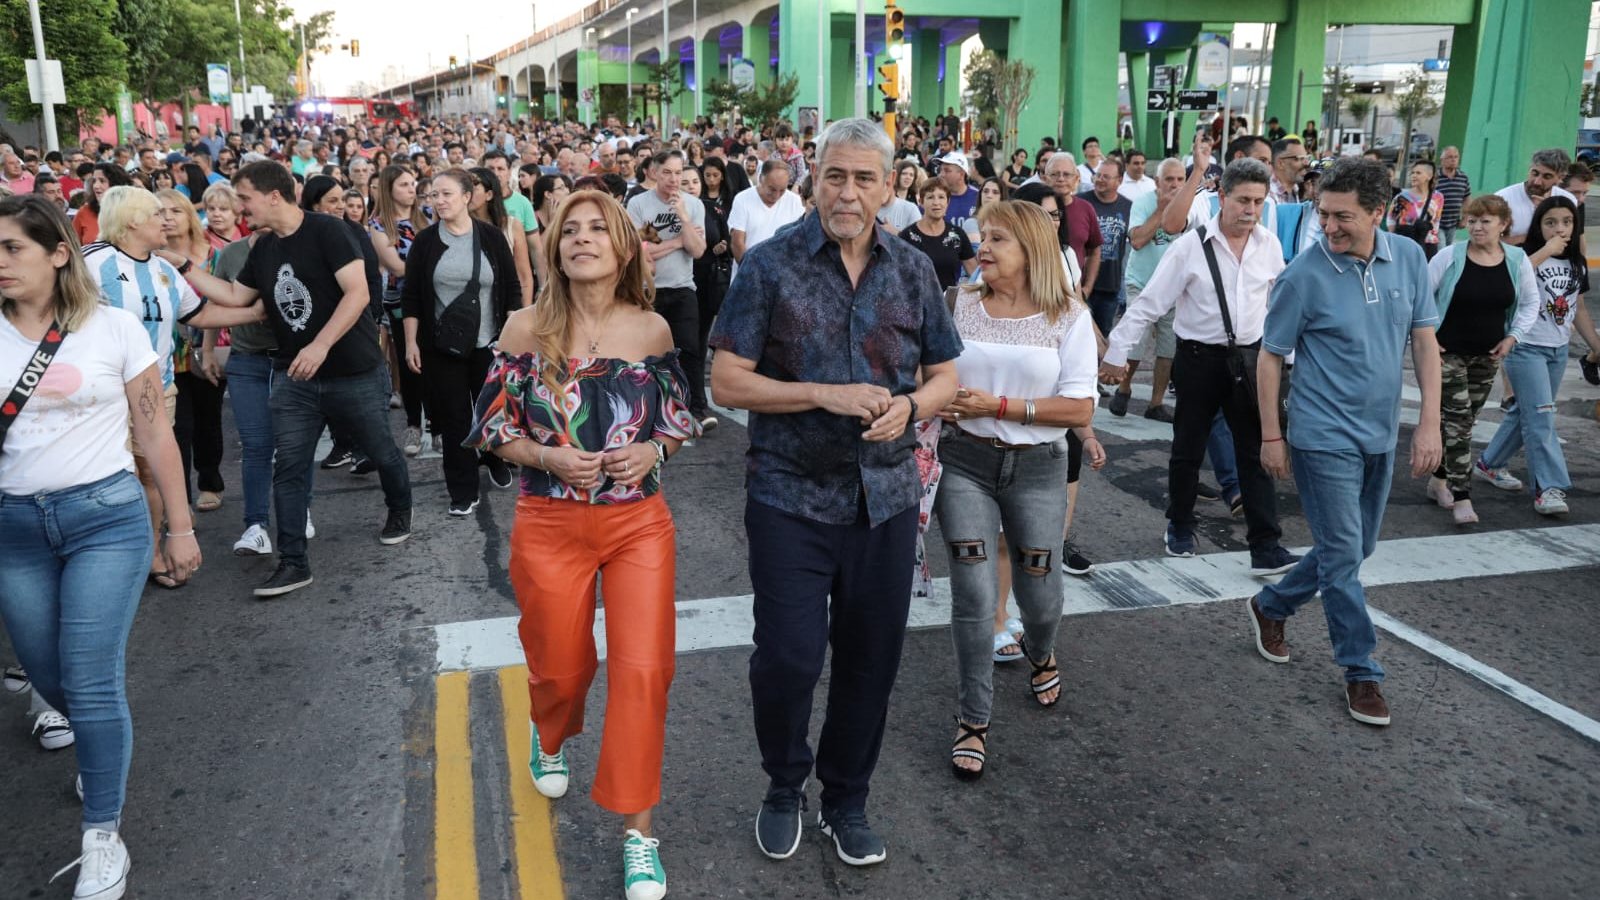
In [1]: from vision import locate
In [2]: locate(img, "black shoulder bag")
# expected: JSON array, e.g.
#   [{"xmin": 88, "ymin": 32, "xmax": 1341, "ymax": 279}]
[
  {"xmin": 0, "ymin": 321, "xmax": 66, "ymax": 452},
  {"xmin": 1196, "ymin": 227, "xmax": 1260, "ymax": 410},
  {"xmin": 433, "ymin": 226, "xmax": 483, "ymax": 359}
]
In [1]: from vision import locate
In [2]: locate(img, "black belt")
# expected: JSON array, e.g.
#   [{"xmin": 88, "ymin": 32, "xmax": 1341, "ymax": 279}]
[
  {"xmin": 1178, "ymin": 338, "xmax": 1261, "ymax": 355},
  {"xmin": 957, "ymin": 429, "xmax": 1045, "ymax": 451}
]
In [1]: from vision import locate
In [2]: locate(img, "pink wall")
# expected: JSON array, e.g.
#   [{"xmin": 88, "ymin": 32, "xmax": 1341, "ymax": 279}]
[{"xmin": 81, "ymin": 102, "xmax": 234, "ymax": 146}]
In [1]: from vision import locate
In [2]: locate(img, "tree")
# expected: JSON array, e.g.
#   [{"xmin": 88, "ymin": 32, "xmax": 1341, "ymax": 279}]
[
  {"xmin": 0, "ymin": 0, "xmax": 128, "ymax": 139},
  {"xmin": 1392, "ymin": 66, "xmax": 1441, "ymax": 172},
  {"xmin": 1323, "ymin": 65, "xmax": 1352, "ymax": 129},
  {"xmin": 1346, "ymin": 94, "xmax": 1375, "ymax": 137},
  {"xmin": 701, "ymin": 73, "xmax": 798, "ymax": 127},
  {"xmin": 644, "ymin": 61, "xmax": 685, "ymax": 130},
  {"xmin": 963, "ymin": 50, "xmax": 1003, "ymax": 127},
  {"xmin": 992, "ymin": 58, "xmax": 1035, "ymax": 154}
]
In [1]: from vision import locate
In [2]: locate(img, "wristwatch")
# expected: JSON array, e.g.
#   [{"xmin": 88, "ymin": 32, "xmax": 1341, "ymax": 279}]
[{"xmin": 176, "ymin": 258, "xmax": 193, "ymax": 275}]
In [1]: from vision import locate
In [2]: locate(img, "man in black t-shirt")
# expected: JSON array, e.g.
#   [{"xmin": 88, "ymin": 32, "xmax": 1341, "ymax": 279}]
[
  {"xmin": 175, "ymin": 161, "xmax": 413, "ymax": 598},
  {"xmin": 1080, "ymin": 157, "xmax": 1133, "ymax": 338}
]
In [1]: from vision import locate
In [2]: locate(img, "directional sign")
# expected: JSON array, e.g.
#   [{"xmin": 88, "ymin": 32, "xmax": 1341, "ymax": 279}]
[
  {"xmin": 1146, "ymin": 89, "xmax": 1170, "ymax": 112},
  {"xmin": 1176, "ymin": 89, "xmax": 1219, "ymax": 111},
  {"xmin": 1152, "ymin": 64, "xmax": 1183, "ymax": 89}
]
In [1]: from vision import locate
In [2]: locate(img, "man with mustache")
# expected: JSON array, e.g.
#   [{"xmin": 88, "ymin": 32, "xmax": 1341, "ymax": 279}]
[
  {"xmin": 1496, "ymin": 148, "xmax": 1583, "ymax": 246},
  {"xmin": 1098, "ymin": 158, "xmax": 1299, "ymax": 576}
]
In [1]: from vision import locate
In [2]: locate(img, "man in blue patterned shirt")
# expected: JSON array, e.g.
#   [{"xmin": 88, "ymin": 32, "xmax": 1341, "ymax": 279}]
[{"xmin": 710, "ymin": 117, "xmax": 962, "ymax": 868}]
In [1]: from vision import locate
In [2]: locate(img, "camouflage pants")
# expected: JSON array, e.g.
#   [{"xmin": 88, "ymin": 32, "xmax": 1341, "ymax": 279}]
[{"xmin": 1434, "ymin": 351, "xmax": 1499, "ymax": 498}]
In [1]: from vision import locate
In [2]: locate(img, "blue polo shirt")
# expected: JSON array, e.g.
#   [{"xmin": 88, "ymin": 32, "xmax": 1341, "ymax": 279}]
[
  {"xmin": 1264, "ymin": 231, "xmax": 1438, "ymax": 455},
  {"xmin": 708, "ymin": 211, "xmax": 963, "ymax": 526}
]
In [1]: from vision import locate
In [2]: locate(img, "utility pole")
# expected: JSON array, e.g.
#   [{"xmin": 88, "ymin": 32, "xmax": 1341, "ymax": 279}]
[
  {"xmin": 527, "ymin": 4, "xmax": 537, "ymax": 120},
  {"xmin": 661, "ymin": 0, "xmax": 670, "ymax": 131},
  {"xmin": 25, "ymin": 0, "xmax": 58, "ymax": 150},
  {"xmin": 233, "ymin": 0, "xmax": 248, "ymax": 96},
  {"xmin": 815, "ymin": 0, "xmax": 826, "ymax": 123},
  {"xmin": 854, "ymin": 0, "xmax": 865, "ymax": 118}
]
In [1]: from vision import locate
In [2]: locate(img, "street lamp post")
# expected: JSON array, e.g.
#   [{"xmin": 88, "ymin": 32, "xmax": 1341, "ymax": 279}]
[
  {"xmin": 585, "ymin": 26, "xmax": 598, "ymax": 124},
  {"xmin": 627, "ymin": 7, "xmax": 639, "ymax": 125}
]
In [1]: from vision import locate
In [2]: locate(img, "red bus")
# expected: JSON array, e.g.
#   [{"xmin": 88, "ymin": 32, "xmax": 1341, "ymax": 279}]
[{"xmin": 295, "ymin": 97, "xmax": 415, "ymax": 124}]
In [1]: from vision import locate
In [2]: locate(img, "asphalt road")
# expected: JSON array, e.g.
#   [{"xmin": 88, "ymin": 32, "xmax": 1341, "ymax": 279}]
[{"xmin": 2, "ymin": 326, "xmax": 1598, "ymax": 900}]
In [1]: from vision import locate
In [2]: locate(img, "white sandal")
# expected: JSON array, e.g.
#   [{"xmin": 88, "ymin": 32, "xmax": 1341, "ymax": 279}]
[{"xmin": 992, "ymin": 617, "xmax": 1024, "ymax": 663}]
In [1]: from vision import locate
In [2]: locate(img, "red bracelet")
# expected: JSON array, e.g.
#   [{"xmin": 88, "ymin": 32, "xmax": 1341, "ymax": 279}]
[
  {"xmin": 1262, "ymin": 437, "xmax": 1284, "ymax": 443},
  {"xmin": 997, "ymin": 396, "xmax": 1009, "ymax": 420}
]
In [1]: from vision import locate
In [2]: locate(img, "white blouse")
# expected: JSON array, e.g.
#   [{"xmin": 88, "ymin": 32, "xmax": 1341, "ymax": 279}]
[{"xmin": 949, "ymin": 285, "xmax": 1099, "ymax": 445}]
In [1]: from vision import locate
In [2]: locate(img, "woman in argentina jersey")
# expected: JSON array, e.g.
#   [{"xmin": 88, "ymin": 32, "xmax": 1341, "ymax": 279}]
[{"xmin": 82, "ymin": 186, "xmax": 266, "ymax": 588}]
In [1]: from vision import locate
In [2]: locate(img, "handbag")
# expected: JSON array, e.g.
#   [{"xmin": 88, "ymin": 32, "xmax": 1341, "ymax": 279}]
[
  {"xmin": 0, "ymin": 320, "xmax": 66, "ymax": 452},
  {"xmin": 1196, "ymin": 227, "xmax": 1260, "ymax": 409},
  {"xmin": 432, "ymin": 225, "xmax": 483, "ymax": 359}
]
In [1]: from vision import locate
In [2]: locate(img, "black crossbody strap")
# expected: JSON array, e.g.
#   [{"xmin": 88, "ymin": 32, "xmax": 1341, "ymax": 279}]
[
  {"xmin": 467, "ymin": 222, "xmax": 482, "ymax": 293},
  {"xmin": 0, "ymin": 319, "xmax": 66, "ymax": 450},
  {"xmin": 1197, "ymin": 226, "xmax": 1237, "ymax": 349}
]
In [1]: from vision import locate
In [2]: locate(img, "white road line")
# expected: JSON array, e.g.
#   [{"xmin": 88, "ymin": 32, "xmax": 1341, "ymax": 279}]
[
  {"xmin": 1367, "ymin": 608, "xmax": 1600, "ymax": 744},
  {"xmin": 434, "ymin": 523, "xmax": 1600, "ymax": 671}
]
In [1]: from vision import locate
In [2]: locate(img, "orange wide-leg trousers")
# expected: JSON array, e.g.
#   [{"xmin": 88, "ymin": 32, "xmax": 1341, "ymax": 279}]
[{"xmin": 509, "ymin": 492, "xmax": 677, "ymax": 815}]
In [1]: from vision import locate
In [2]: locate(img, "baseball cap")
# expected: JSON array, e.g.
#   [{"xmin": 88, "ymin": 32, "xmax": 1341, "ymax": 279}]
[{"xmin": 935, "ymin": 150, "xmax": 969, "ymax": 169}]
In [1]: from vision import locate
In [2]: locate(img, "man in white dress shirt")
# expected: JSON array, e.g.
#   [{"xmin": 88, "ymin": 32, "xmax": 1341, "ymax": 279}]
[{"xmin": 1098, "ymin": 158, "xmax": 1299, "ymax": 576}]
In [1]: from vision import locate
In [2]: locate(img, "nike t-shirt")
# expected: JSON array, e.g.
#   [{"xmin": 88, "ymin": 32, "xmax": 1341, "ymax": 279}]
[{"xmin": 235, "ymin": 211, "xmax": 384, "ymax": 376}]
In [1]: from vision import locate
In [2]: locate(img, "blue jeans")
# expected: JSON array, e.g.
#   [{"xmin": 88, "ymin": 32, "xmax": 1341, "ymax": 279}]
[
  {"xmin": 1256, "ymin": 447, "xmax": 1392, "ymax": 683},
  {"xmin": 1480, "ymin": 342, "xmax": 1570, "ymax": 494},
  {"xmin": 228, "ymin": 350, "xmax": 320, "ymax": 530},
  {"xmin": 0, "ymin": 471, "xmax": 152, "ymax": 828},
  {"xmin": 269, "ymin": 366, "xmax": 411, "ymax": 565}
]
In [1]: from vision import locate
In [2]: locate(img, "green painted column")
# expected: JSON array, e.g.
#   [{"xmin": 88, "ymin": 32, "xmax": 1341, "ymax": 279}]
[
  {"xmin": 941, "ymin": 40, "xmax": 964, "ymax": 120},
  {"xmin": 544, "ymin": 87, "xmax": 559, "ymax": 120},
  {"xmin": 778, "ymin": 0, "xmax": 831, "ymax": 118},
  {"xmin": 913, "ymin": 29, "xmax": 941, "ymax": 121},
  {"xmin": 744, "ymin": 15, "xmax": 773, "ymax": 88},
  {"xmin": 701, "ymin": 36, "xmax": 723, "ymax": 90},
  {"xmin": 577, "ymin": 47, "xmax": 600, "ymax": 123},
  {"xmin": 1128, "ymin": 52, "xmax": 1150, "ymax": 153},
  {"xmin": 830, "ymin": 34, "xmax": 854, "ymax": 120},
  {"xmin": 1265, "ymin": 0, "xmax": 1327, "ymax": 133},
  {"xmin": 1443, "ymin": 0, "xmax": 1590, "ymax": 193},
  {"xmin": 1008, "ymin": 2, "xmax": 1063, "ymax": 147},
  {"xmin": 1062, "ymin": 0, "xmax": 1119, "ymax": 149}
]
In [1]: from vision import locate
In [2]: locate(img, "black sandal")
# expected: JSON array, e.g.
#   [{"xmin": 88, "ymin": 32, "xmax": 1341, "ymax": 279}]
[
  {"xmin": 1019, "ymin": 636, "xmax": 1061, "ymax": 707},
  {"xmin": 950, "ymin": 717, "xmax": 989, "ymax": 781}
]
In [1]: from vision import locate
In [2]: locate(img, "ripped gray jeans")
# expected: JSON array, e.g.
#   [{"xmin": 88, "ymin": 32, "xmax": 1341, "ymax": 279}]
[{"xmin": 933, "ymin": 427, "xmax": 1071, "ymax": 727}]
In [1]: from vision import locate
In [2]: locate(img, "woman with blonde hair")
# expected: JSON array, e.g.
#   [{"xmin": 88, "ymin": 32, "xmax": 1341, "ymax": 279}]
[
  {"xmin": 468, "ymin": 189, "xmax": 697, "ymax": 900},
  {"xmin": 935, "ymin": 200, "xmax": 1097, "ymax": 780},
  {"xmin": 83, "ymin": 186, "xmax": 264, "ymax": 588},
  {"xmin": 0, "ymin": 194, "xmax": 203, "ymax": 900},
  {"xmin": 156, "ymin": 189, "xmax": 229, "ymax": 515}
]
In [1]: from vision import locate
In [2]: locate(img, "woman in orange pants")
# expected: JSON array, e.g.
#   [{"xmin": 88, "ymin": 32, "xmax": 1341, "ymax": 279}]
[{"xmin": 470, "ymin": 190, "xmax": 697, "ymax": 900}]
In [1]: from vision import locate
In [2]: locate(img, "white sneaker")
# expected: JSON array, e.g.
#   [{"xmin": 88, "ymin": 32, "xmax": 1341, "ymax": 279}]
[
  {"xmin": 51, "ymin": 828, "xmax": 129, "ymax": 900},
  {"xmin": 3, "ymin": 665, "xmax": 28, "ymax": 694},
  {"xmin": 33, "ymin": 710, "xmax": 75, "ymax": 750},
  {"xmin": 232, "ymin": 524, "xmax": 272, "ymax": 556},
  {"xmin": 306, "ymin": 512, "xmax": 316, "ymax": 540},
  {"xmin": 402, "ymin": 426, "xmax": 422, "ymax": 457},
  {"xmin": 1472, "ymin": 459, "xmax": 1523, "ymax": 492},
  {"xmin": 1534, "ymin": 488, "xmax": 1569, "ymax": 516}
]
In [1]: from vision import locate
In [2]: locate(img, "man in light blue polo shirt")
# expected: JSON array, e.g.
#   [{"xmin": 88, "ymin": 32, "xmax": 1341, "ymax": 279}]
[{"xmin": 1246, "ymin": 157, "xmax": 1443, "ymax": 728}]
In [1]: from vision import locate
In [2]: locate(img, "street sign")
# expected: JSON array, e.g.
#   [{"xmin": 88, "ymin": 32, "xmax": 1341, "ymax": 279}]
[
  {"xmin": 1423, "ymin": 58, "xmax": 1450, "ymax": 72},
  {"xmin": 25, "ymin": 58, "xmax": 65, "ymax": 104},
  {"xmin": 1195, "ymin": 35, "xmax": 1230, "ymax": 88},
  {"xmin": 1152, "ymin": 64, "xmax": 1183, "ymax": 89},
  {"xmin": 1146, "ymin": 89, "xmax": 1170, "ymax": 112},
  {"xmin": 1176, "ymin": 89, "xmax": 1219, "ymax": 111}
]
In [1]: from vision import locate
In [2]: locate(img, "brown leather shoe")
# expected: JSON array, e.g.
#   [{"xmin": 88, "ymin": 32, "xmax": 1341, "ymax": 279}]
[
  {"xmin": 1346, "ymin": 681, "xmax": 1391, "ymax": 726},
  {"xmin": 1247, "ymin": 596, "xmax": 1289, "ymax": 663}
]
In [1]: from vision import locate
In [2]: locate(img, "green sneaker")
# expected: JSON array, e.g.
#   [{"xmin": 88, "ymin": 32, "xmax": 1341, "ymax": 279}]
[
  {"xmin": 528, "ymin": 722, "xmax": 568, "ymax": 799},
  {"xmin": 622, "ymin": 829, "xmax": 666, "ymax": 900}
]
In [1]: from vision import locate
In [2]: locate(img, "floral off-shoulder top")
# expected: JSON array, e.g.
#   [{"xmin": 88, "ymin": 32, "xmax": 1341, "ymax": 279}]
[{"xmin": 469, "ymin": 347, "xmax": 700, "ymax": 503}]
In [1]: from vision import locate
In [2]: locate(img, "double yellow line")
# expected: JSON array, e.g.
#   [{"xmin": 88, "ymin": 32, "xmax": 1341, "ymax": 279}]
[{"xmin": 434, "ymin": 667, "xmax": 566, "ymax": 900}]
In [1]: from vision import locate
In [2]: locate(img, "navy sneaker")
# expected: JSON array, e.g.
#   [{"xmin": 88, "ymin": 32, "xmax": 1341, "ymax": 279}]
[
  {"xmin": 755, "ymin": 784, "xmax": 805, "ymax": 860},
  {"xmin": 1249, "ymin": 545, "xmax": 1300, "ymax": 577},
  {"xmin": 817, "ymin": 807, "xmax": 887, "ymax": 866},
  {"xmin": 1164, "ymin": 524, "xmax": 1196, "ymax": 558}
]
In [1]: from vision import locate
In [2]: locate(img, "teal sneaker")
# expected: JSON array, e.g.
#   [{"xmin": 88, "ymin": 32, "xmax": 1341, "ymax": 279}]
[
  {"xmin": 528, "ymin": 722, "xmax": 569, "ymax": 799},
  {"xmin": 622, "ymin": 829, "xmax": 666, "ymax": 900}
]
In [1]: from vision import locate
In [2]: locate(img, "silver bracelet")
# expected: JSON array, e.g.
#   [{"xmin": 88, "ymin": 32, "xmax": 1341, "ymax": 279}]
[
  {"xmin": 166, "ymin": 529, "xmax": 195, "ymax": 538},
  {"xmin": 1023, "ymin": 399, "xmax": 1036, "ymax": 426}
]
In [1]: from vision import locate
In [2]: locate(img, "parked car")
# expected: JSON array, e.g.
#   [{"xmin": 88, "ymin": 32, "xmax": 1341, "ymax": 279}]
[
  {"xmin": 1372, "ymin": 132, "xmax": 1436, "ymax": 165},
  {"xmin": 1575, "ymin": 129, "xmax": 1600, "ymax": 167}
]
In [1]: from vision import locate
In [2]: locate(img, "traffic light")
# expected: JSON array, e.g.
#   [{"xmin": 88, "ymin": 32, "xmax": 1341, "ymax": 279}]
[
  {"xmin": 881, "ymin": 2, "xmax": 904, "ymax": 136},
  {"xmin": 449, "ymin": 55, "xmax": 458, "ymax": 68},
  {"xmin": 350, "ymin": 39, "xmax": 360, "ymax": 57}
]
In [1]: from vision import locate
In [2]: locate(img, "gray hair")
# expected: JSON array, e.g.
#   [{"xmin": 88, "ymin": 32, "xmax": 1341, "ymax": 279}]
[
  {"xmin": 814, "ymin": 117, "xmax": 894, "ymax": 175},
  {"xmin": 1157, "ymin": 157, "xmax": 1185, "ymax": 178},
  {"xmin": 1220, "ymin": 158, "xmax": 1272, "ymax": 196},
  {"xmin": 1530, "ymin": 147, "xmax": 1572, "ymax": 173},
  {"xmin": 1045, "ymin": 152, "xmax": 1077, "ymax": 173},
  {"xmin": 1318, "ymin": 157, "xmax": 1393, "ymax": 213}
]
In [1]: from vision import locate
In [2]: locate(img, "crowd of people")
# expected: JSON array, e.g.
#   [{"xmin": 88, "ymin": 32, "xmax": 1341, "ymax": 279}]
[{"xmin": 2, "ymin": 105, "xmax": 1599, "ymax": 900}]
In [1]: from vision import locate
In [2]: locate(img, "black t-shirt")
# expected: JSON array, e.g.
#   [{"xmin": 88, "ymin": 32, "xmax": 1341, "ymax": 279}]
[
  {"xmin": 1082, "ymin": 191, "xmax": 1132, "ymax": 294},
  {"xmin": 236, "ymin": 211, "xmax": 384, "ymax": 376},
  {"xmin": 898, "ymin": 221, "xmax": 975, "ymax": 289},
  {"xmin": 1437, "ymin": 255, "xmax": 1515, "ymax": 355}
]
